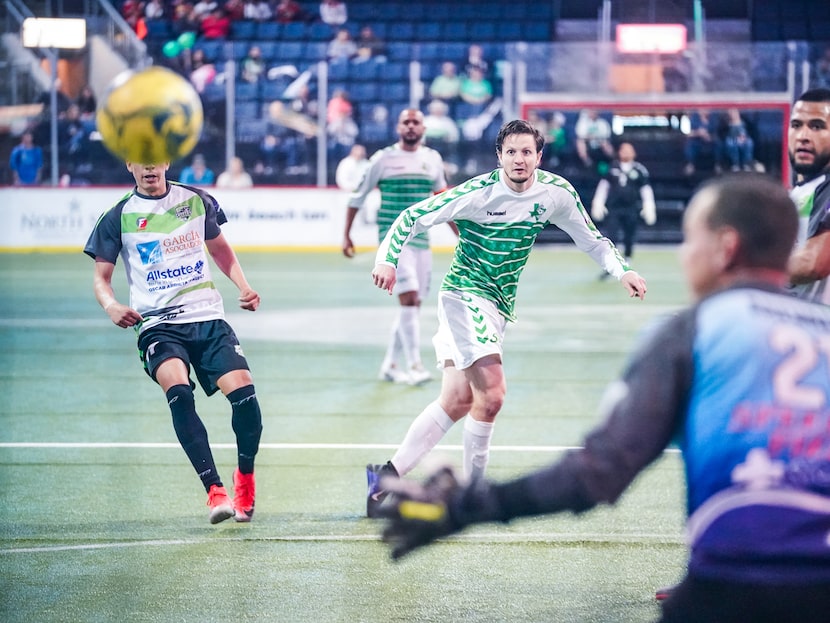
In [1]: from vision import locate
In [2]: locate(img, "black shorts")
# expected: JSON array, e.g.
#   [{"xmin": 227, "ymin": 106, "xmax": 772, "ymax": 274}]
[{"xmin": 137, "ymin": 320, "xmax": 250, "ymax": 396}]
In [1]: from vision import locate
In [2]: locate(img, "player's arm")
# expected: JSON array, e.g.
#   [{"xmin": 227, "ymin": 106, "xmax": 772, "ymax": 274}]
[
  {"xmin": 789, "ymin": 229, "xmax": 830, "ymax": 284},
  {"xmin": 380, "ymin": 312, "xmax": 693, "ymax": 559},
  {"xmin": 93, "ymin": 259, "xmax": 143, "ymax": 328},
  {"xmin": 205, "ymin": 233, "xmax": 260, "ymax": 311},
  {"xmin": 342, "ymin": 206, "xmax": 359, "ymax": 258}
]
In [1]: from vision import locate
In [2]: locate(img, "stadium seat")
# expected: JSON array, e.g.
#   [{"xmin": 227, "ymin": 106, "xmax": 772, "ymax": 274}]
[
  {"xmin": 202, "ymin": 81, "xmax": 226, "ymax": 103},
  {"xmin": 328, "ymin": 61, "xmax": 349, "ymax": 81},
  {"xmin": 497, "ymin": 22, "xmax": 523, "ymax": 41},
  {"xmin": 232, "ymin": 41, "xmax": 251, "ymax": 61},
  {"xmin": 144, "ymin": 19, "xmax": 172, "ymax": 41},
  {"xmin": 282, "ymin": 22, "xmax": 306, "ymax": 40},
  {"xmin": 349, "ymin": 61, "xmax": 380, "ymax": 81},
  {"xmin": 231, "ymin": 20, "xmax": 257, "ymax": 40},
  {"xmin": 275, "ymin": 42, "xmax": 304, "ymax": 62},
  {"xmin": 415, "ymin": 22, "xmax": 442, "ymax": 41},
  {"xmin": 235, "ymin": 82, "xmax": 259, "ymax": 101},
  {"xmin": 384, "ymin": 82, "xmax": 410, "ymax": 103},
  {"xmin": 234, "ymin": 101, "xmax": 260, "ymax": 120},
  {"xmin": 469, "ymin": 23, "xmax": 497, "ymax": 42},
  {"xmin": 349, "ymin": 82, "xmax": 379, "ymax": 102},
  {"xmin": 523, "ymin": 21, "xmax": 553, "ymax": 41},
  {"xmin": 261, "ymin": 79, "xmax": 290, "ymax": 101},
  {"xmin": 443, "ymin": 23, "xmax": 470, "ymax": 41},
  {"xmin": 304, "ymin": 42, "xmax": 328, "ymax": 62},
  {"xmin": 194, "ymin": 40, "xmax": 223, "ymax": 63},
  {"xmin": 256, "ymin": 22, "xmax": 282, "ymax": 40},
  {"xmin": 257, "ymin": 41, "xmax": 277, "ymax": 61},
  {"xmin": 379, "ymin": 61, "xmax": 409, "ymax": 82},
  {"xmin": 388, "ymin": 23, "xmax": 415, "ymax": 41},
  {"xmin": 387, "ymin": 42, "xmax": 414, "ymax": 62},
  {"xmin": 309, "ymin": 22, "xmax": 336, "ymax": 41}
]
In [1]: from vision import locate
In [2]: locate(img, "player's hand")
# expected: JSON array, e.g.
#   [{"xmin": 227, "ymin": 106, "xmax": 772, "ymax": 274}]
[
  {"xmin": 105, "ymin": 302, "xmax": 143, "ymax": 328},
  {"xmin": 239, "ymin": 288, "xmax": 260, "ymax": 311},
  {"xmin": 591, "ymin": 203, "xmax": 607, "ymax": 221},
  {"xmin": 379, "ymin": 466, "xmax": 466, "ymax": 560},
  {"xmin": 372, "ymin": 264, "xmax": 397, "ymax": 294},
  {"xmin": 342, "ymin": 236, "xmax": 355, "ymax": 258},
  {"xmin": 641, "ymin": 203, "xmax": 657, "ymax": 226},
  {"xmin": 621, "ymin": 271, "xmax": 647, "ymax": 300}
]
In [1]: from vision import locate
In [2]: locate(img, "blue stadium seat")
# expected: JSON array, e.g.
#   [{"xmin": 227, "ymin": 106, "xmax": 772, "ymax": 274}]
[
  {"xmin": 261, "ymin": 79, "xmax": 289, "ymax": 101},
  {"xmin": 304, "ymin": 42, "xmax": 329, "ymax": 62},
  {"xmin": 371, "ymin": 2, "xmax": 401, "ymax": 20},
  {"xmin": 387, "ymin": 42, "xmax": 414, "ymax": 62},
  {"xmin": 231, "ymin": 20, "xmax": 257, "ymax": 40},
  {"xmin": 202, "ymin": 81, "xmax": 226, "ymax": 103},
  {"xmin": 235, "ymin": 82, "xmax": 259, "ymax": 101},
  {"xmin": 234, "ymin": 101, "xmax": 260, "ymax": 120},
  {"xmin": 349, "ymin": 82, "xmax": 379, "ymax": 102},
  {"xmin": 349, "ymin": 60, "xmax": 381, "ymax": 81},
  {"xmin": 194, "ymin": 40, "xmax": 223, "ymax": 63},
  {"xmin": 443, "ymin": 23, "xmax": 470, "ymax": 41},
  {"xmin": 282, "ymin": 22, "xmax": 306, "ymax": 40},
  {"xmin": 523, "ymin": 21, "xmax": 552, "ymax": 41},
  {"xmin": 309, "ymin": 22, "xmax": 336, "ymax": 41},
  {"xmin": 232, "ymin": 41, "xmax": 251, "ymax": 61},
  {"xmin": 384, "ymin": 82, "xmax": 409, "ymax": 103},
  {"xmin": 275, "ymin": 42, "xmax": 304, "ymax": 62},
  {"xmin": 416, "ymin": 23, "xmax": 442, "ymax": 42},
  {"xmin": 496, "ymin": 22, "xmax": 523, "ymax": 41},
  {"xmin": 328, "ymin": 61, "xmax": 350, "ymax": 81},
  {"xmin": 469, "ymin": 23, "xmax": 497, "ymax": 41},
  {"xmin": 388, "ymin": 23, "xmax": 415, "ymax": 41},
  {"xmin": 360, "ymin": 121, "xmax": 390, "ymax": 144},
  {"xmin": 379, "ymin": 61, "xmax": 409, "ymax": 82},
  {"xmin": 256, "ymin": 21, "xmax": 282, "ymax": 40},
  {"xmin": 257, "ymin": 41, "xmax": 278, "ymax": 61}
]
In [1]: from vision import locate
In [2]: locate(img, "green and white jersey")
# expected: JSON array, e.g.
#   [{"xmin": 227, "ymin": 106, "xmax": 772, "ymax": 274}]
[
  {"xmin": 84, "ymin": 182, "xmax": 226, "ymax": 334},
  {"xmin": 376, "ymin": 168, "xmax": 629, "ymax": 321},
  {"xmin": 348, "ymin": 143, "xmax": 447, "ymax": 249},
  {"xmin": 791, "ymin": 173, "xmax": 828, "ymax": 245}
]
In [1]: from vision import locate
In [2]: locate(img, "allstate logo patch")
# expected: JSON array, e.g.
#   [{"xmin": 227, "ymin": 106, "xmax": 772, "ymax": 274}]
[
  {"xmin": 137, "ymin": 241, "xmax": 163, "ymax": 265},
  {"xmin": 195, "ymin": 260, "xmax": 204, "ymax": 274}
]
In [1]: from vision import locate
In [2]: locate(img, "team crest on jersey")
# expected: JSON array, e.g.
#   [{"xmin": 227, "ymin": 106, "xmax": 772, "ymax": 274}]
[
  {"xmin": 175, "ymin": 204, "xmax": 192, "ymax": 221},
  {"xmin": 136, "ymin": 241, "xmax": 163, "ymax": 265},
  {"xmin": 136, "ymin": 217, "xmax": 148, "ymax": 230}
]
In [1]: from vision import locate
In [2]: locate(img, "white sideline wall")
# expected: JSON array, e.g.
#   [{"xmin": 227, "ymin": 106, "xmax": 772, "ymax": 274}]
[{"xmin": 0, "ymin": 187, "xmax": 459, "ymax": 251}]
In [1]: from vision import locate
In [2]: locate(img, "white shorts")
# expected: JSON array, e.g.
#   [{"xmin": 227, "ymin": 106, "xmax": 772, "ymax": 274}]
[
  {"xmin": 394, "ymin": 245, "xmax": 431, "ymax": 299},
  {"xmin": 432, "ymin": 290, "xmax": 506, "ymax": 370}
]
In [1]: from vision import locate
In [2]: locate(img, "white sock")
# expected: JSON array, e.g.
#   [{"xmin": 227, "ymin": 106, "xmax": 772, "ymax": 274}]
[
  {"xmin": 381, "ymin": 312, "xmax": 403, "ymax": 370},
  {"xmin": 391, "ymin": 401, "xmax": 455, "ymax": 476},
  {"xmin": 463, "ymin": 417, "xmax": 494, "ymax": 481},
  {"xmin": 398, "ymin": 305, "xmax": 421, "ymax": 369}
]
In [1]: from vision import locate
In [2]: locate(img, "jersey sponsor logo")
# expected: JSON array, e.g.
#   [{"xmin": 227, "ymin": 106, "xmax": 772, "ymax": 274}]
[
  {"xmin": 137, "ymin": 241, "xmax": 163, "ymax": 265},
  {"xmin": 529, "ymin": 203, "xmax": 545, "ymax": 220},
  {"xmin": 487, "ymin": 210, "xmax": 506, "ymax": 216},
  {"xmin": 136, "ymin": 217, "xmax": 148, "ymax": 230},
  {"xmin": 162, "ymin": 230, "xmax": 203, "ymax": 254},
  {"xmin": 145, "ymin": 260, "xmax": 205, "ymax": 291}
]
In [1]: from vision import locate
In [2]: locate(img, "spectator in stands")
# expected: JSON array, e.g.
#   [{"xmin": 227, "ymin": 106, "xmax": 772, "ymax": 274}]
[
  {"xmin": 319, "ymin": 0, "xmax": 347, "ymax": 27},
  {"xmin": 275, "ymin": 0, "xmax": 309, "ymax": 23},
  {"xmin": 241, "ymin": 45, "xmax": 266, "ymax": 84},
  {"xmin": 76, "ymin": 85, "xmax": 97, "ymax": 119},
  {"xmin": 327, "ymin": 89, "xmax": 359, "ymax": 166},
  {"xmin": 813, "ymin": 46, "xmax": 830, "ymax": 89},
  {"xmin": 327, "ymin": 28, "xmax": 358, "ymax": 62},
  {"xmin": 145, "ymin": 0, "xmax": 165, "ymax": 19},
  {"xmin": 335, "ymin": 143, "xmax": 369, "ymax": 191},
  {"xmin": 574, "ymin": 108, "xmax": 614, "ymax": 173},
  {"xmin": 9, "ymin": 131, "xmax": 43, "ymax": 186},
  {"xmin": 429, "ymin": 62, "xmax": 462, "ymax": 103},
  {"xmin": 222, "ymin": 0, "xmax": 245, "ymax": 20},
  {"xmin": 258, "ymin": 133, "xmax": 279, "ymax": 175},
  {"xmin": 683, "ymin": 109, "xmax": 722, "ymax": 176},
  {"xmin": 172, "ymin": 2, "xmax": 201, "ymax": 37},
  {"xmin": 723, "ymin": 108, "xmax": 756, "ymax": 171},
  {"xmin": 192, "ymin": 0, "xmax": 218, "ymax": 20},
  {"xmin": 243, "ymin": 0, "xmax": 272, "ymax": 21},
  {"xmin": 121, "ymin": 0, "xmax": 145, "ymax": 31},
  {"xmin": 200, "ymin": 7, "xmax": 231, "ymax": 39},
  {"xmin": 355, "ymin": 25, "xmax": 386, "ymax": 61},
  {"xmin": 189, "ymin": 48, "xmax": 217, "ymax": 93},
  {"xmin": 180, "ymin": 153, "xmax": 216, "ymax": 186},
  {"xmin": 459, "ymin": 66, "xmax": 493, "ymax": 108},
  {"xmin": 546, "ymin": 111, "xmax": 567, "ymax": 169},
  {"xmin": 463, "ymin": 44, "xmax": 489, "ymax": 77},
  {"xmin": 424, "ymin": 99, "xmax": 460, "ymax": 176},
  {"xmin": 216, "ymin": 156, "xmax": 254, "ymax": 188}
]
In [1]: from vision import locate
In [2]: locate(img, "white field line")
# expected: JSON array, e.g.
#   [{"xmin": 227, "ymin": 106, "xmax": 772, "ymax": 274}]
[
  {"xmin": 1, "ymin": 532, "xmax": 685, "ymax": 555},
  {"xmin": 0, "ymin": 441, "xmax": 680, "ymax": 453}
]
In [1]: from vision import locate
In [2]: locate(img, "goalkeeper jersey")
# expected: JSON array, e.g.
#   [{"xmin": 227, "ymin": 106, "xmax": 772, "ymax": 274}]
[
  {"xmin": 376, "ymin": 168, "xmax": 628, "ymax": 321},
  {"xmin": 84, "ymin": 181, "xmax": 227, "ymax": 334},
  {"xmin": 348, "ymin": 143, "xmax": 447, "ymax": 250}
]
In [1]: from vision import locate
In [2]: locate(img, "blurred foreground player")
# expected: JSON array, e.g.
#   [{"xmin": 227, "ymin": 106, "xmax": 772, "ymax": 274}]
[
  {"xmin": 84, "ymin": 161, "xmax": 263, "ymax": 524},
  {"xmin": 380, "ymin": 174, "xmax": 830, "ymax": 623}
]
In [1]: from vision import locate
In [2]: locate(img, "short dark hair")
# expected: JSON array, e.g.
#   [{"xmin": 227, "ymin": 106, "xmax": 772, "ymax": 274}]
[
  {"xmin": 699, "ymin": 173, "xmax": 797, "ymax": 271},
  {"xmin": 795, "ymin": 88, "xmax": 830, "ymax": 104},
  {"xmin": 495, "ymin": 119, "xmax": 545, "ymax": 154}
]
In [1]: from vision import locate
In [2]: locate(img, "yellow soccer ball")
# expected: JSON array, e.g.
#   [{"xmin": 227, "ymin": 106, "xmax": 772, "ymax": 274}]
[{"xmin": 96, "ymin": 66, "xmax": 204, "ymax": 164}]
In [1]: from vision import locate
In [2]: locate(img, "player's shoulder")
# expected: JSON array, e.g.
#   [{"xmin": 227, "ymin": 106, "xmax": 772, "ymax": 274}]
[{"xmin": 535, "ymin": 169, "xmax": 579, "ymax": 192}]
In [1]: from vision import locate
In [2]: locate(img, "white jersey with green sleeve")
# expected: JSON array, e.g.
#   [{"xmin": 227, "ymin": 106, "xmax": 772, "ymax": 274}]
[
  {"xmin": 376, "ymin": 168, "xmax": 629, "ymax": 321},
  {"xmin": 347, "ymin": 143, "xmax": 446, "ymax": 250},
  {"xmin": 84, "ymin": 182, "xmax": 226, "ymax": 334}
]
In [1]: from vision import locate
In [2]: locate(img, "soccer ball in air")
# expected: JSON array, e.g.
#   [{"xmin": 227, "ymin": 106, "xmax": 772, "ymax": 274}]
[{"xmin": 96, "ymin": 66, "xmax": 203, "ymax": 164}]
